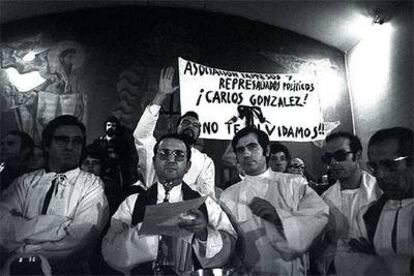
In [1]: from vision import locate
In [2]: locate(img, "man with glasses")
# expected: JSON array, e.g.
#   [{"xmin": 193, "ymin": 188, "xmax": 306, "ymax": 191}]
[
  {"xmin": 0, "ymin": 115, "xmax": 109, "ymax": 274},
  {"xmin": 345, "ymin": 127, "xmax": 413, "ymax": 274},
  {"xmin": 315, "ymin": 131, "xmax": 381, "ymax": 274},
  {"xmin": 220, "ymin": 126, "xmax": 328, "ymax": 275},
  {"xmin": 134, "ymin": 67, "xmax": 215, "ymax": 197},
  {"xmin": 102, "ymin": 133, "xmax": 236, "ymax": 275}
]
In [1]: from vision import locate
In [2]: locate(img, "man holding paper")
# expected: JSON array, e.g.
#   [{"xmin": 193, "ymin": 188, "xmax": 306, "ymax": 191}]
[
  {"xmin": 220, "ymin": 126, "xmax": 329, "ymax": 275},
  {"xmin": 102, "ymin": 133, "xmax": 236, "ymax": 275}
]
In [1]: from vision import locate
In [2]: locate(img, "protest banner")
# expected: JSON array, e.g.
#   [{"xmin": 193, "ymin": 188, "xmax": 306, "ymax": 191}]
[{"xmin": 178, "ymin": 57, "xmax": 339, "ymax": 142}]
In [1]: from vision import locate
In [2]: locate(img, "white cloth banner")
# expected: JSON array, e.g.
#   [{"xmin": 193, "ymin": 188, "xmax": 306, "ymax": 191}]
[{"xmin": 178, "ymin": 57, "xmax": 339, "ymax": 142}]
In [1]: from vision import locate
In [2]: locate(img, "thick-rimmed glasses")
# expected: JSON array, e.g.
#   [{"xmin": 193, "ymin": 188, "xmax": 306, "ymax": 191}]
[
  {"xmin": 157, "ymin": 149, "xmax": 186, "ymax": 161},
  {"xmin": 366, "ymin": 156, "xmax": 411, "ymax": 174},
  {"xmin": 321, "ymin": 150, "xmax": 353, "ymax": 164}
]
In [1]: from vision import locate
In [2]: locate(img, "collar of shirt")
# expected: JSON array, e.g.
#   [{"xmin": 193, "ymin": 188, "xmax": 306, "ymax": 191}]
[
  {"xmin": 39, "ymin": 167, "xmax": 80, "ymax": 185},
  {"xmin": 157, "ymin": 182, "xmax": 183, "ymax": 203},
  {"xmin": 244, "ymin": 168, "xmax": 271, "ymax": 182}
]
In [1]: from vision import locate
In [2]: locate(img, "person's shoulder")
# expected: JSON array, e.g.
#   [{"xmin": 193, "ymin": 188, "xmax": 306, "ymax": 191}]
[
  {"xmin": 18, "ymin": 169, "xmax": 47, "ymax": 183},
  {"xmin": 321, "ymin": 182, "xmax": 340, "ymax": 199},
  {"xmin": 221, "ymin": 180, "xmax": 243, "ymax": 198},
  {"xmin": 74, "ymin": 169, "xmax": 105, "ymax": 188},
  {"xmin": 271, "ymin": 170, "xmax": 307, "ymax": 185},
  {"xmin": 191, "ymin": 147, "xmax": 213, "ymax": 160}
]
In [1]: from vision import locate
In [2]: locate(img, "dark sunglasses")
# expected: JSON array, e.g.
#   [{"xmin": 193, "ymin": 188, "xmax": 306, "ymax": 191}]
[
  {"xmin": 157, "ymin": 149, "xmax": 186, "ymax": 161},
  {"xmin": 366, "ymin": 156, "xmax": 410, "ymax": 174},
  {"xmin": 288, "ymin": 164, "xmax": 305, "ymax": 169},
  {"xmin": 321, "ymin": 150, "xmax": 353, "ymax": 164}
]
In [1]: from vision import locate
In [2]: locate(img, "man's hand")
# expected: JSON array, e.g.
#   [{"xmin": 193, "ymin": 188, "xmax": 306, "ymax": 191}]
[
  {"xmin": 10, "ymin": 209, "xmax": 24, "ymax": 217},
  {"xmin": 159, "ymin": 67, "xmax": 179, "ymax": 96},
  {"xmin": 349, "ymin": 237, "xmax": 375, "ymax": 254},
  {"xmin": 152, "ymin": 67, "xmax": 179, "ymax": 105},
  {"xmin": 178, "ymin": 209, "xmax": 207, "ymax": 241},
  {"xmin": 248, "ymin": 197, "xmax": 284, "ymax": 231}
]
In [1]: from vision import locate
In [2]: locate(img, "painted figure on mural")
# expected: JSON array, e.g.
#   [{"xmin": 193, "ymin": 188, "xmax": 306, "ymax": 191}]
[{"xmin": 0, "ymin": 34, "xmax": 87, "ymax": 143}]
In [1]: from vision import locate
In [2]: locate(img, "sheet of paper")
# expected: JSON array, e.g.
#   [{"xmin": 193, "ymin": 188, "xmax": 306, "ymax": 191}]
[{"xmin": 139, "ymin": 196, "xmax": 207, "ymax": 238}]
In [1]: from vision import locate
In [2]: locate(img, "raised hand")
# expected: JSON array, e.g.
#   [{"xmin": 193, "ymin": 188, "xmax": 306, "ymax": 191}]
[{"xmin": 158, "ymin": 67, "xmax": 179, "ymax": 96}]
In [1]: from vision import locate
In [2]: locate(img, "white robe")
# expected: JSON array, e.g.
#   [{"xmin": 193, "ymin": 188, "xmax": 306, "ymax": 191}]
[
  {"xmin": 101, "ymin": 183, "xmax": 236, "ymax": 275},
  {"xmin": 317, "ymin": 171, "xmax": 381, "ymax": 274},
  {"xmin": 0, "ymin": 168, "xmax": 109, "ymax": 260},
  {"xmin": 220, "ymin": 169, "xmax": 329, "ymax": 275},
  {"xmin": 335, "ymin": 198, "xmax": 413, "ymax": 275}
]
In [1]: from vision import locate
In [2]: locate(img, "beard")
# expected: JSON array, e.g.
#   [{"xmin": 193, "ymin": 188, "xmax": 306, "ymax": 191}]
[
  {"xmin": 106, "ymin": 128, "xmax": 116, "ymax": 137},
  {"xmin": 181, "ymin": 129, "xmax": 197, "ymax": 145}
]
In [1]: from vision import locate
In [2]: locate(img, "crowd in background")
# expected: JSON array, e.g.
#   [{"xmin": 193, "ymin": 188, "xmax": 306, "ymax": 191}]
[{"xmin": 0, "ymin": 67, "xmax": 412, "ymax": 276}]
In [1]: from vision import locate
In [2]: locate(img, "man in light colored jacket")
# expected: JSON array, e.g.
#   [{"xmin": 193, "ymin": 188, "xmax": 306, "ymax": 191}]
[
  {"xmin": 316, "ymin": 131, "xmax": 381, "ymax": 275},
  {"xmin": 134, "ymin": 67, "xmax": 215, "ymax": 197},
  {"xmin": 221, "ymin": 126, "xmax": 329, "ymax": 275}
]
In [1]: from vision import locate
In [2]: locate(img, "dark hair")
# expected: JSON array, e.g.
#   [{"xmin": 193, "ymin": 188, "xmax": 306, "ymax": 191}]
[
  {"xmin": 81, "ymin": 144, "xmax": 104, "ymax": 163},
  {"xmin": 153, "ymin": 133, "xmax": 192, "ymax": 161},
  {"xmin": 177, "ymin": 111, "xmax": 199, "ymax": 126},
  {"xmin": 104, "ymin": 116, "xmax": 120, "ymax": 127},
  {"xmin": 368, "ymin": 127, "xmax": 413, "ymax": 166},
  {"xmin": 42, "ymin": 115, "xmax": 86, "ymax": 148},
  {"xmin": 5, "ymin": 130, "xmax": 35, "ymax": 157},
  {"xmin": 270, "ymin": 142, "xmax": 291, "ymax": 161},
  {"xmin": 232, "ymin": 126, "xmax": 269, "ymax": 157},
  {"xmin": 326, "ymin": 131, "xmax": 363, "ymax": 154}
]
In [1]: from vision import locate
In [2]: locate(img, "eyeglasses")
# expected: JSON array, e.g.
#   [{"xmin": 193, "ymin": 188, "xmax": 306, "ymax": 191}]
[
  {"xmin": 366, "ymin": 156, "xmax": 410, "ymax": 174},
  {"xmin": 157, "ymin": 149, "xmax": 187, "ymax": 161},
  {"xmin": 236, "ymin": 143, "xmax": 260, "ymax": 154},
  {"xmin": 288, "ymin": 164, "xmax": 305, "ymax": 170},
  {"xmin": 321, "ymin": 150, "xmax": 353, "ymax": 164},
  {"xmin": 180, "ymin": 119, "xmax": 201, "ymax": 129},
  {"xmin": 53, "ymin": 136, "xmax": 83, "ymax": 147}
]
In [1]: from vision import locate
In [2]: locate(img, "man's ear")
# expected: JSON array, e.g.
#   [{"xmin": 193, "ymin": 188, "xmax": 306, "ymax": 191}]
[
  {"xmin": 354, "ymin": 150, "xmax": 362, "ymax": 162},
  {"xmin": 265, "ymin": 145, "xmax": 270, "ymax": 157},
  {"xmin": 185, "ymin": 160, "xmax": 192, "ymax": 174}
]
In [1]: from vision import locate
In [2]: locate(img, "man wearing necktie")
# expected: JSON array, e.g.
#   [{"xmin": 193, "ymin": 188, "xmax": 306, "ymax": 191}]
[
  {"xmin": 102, "ymin": 133, "xmax": 236, "ymax": 275},
  {"xmin": 0, "ymin": 115, "xmax": 109, "ymax": 275}
]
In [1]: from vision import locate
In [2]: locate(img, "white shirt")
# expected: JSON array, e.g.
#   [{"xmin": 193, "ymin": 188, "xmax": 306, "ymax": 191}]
[
  {"xmin": 133, "ymin": 105, "xmax": 215, "ymax": 197},
  {"xmin": 220, "ymin": 169, "xmax": 329, "ymax": 275},
  {"xmin": 0, "ymin": 168, "xmax": 109, "ymax": 260},
  {"xmin": 322, "ymin": 171, "xmax": 381, "ymax": 242},
  {"xmin": 315, "ymin": 171, "xmax": 381, "ymax": 274}
]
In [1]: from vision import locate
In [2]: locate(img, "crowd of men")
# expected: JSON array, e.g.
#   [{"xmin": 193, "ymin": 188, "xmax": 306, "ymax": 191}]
[{"xmin": 0, "ymin": 67, "xmax": 412, "ymax": 276}]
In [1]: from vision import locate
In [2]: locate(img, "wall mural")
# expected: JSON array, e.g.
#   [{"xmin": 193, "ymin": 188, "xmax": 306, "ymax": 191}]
[
  {"xmin": 0, "ymin": 34, "xmax": 87, "ymax": 143},
  {"xmin": 0, "ymin": 7, "xmax": 351, "ymax": 180}
]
